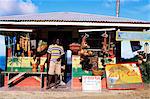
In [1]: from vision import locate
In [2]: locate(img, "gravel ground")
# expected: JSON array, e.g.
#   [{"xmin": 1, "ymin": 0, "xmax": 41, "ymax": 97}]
[{"xmin": 0, "ymin": 84, "xmax": 149, "ymax": 99}]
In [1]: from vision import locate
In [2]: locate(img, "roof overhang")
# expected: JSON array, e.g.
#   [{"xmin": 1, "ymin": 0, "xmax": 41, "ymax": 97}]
[
  {"xmin": 0, "ymin": 28, "xmax": 33, "ymax": 32},
  {"xmin": 78, "ymin": 28, "xmax": 116, "ymax": 32},
  {"xmin": 0, "ymin": 21, "xmax": 150, "ymax": 27}
]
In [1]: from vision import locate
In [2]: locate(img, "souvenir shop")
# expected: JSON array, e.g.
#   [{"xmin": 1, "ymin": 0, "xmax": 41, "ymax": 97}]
[{"xmin": 0, "ymin": 12, "xmax": 150, "ymax": 90}]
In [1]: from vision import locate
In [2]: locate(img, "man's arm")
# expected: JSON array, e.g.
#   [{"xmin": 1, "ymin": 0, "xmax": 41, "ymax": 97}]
[
  {"xmin": 47, "ymin": 45, "xmax": 52, "ymax": 68},
  {"xmin": 47, "ymin": 53, "xmax": 51, "ymax": 68}
]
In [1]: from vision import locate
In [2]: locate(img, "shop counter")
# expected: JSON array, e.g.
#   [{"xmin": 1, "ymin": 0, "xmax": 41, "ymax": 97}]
[{"xmin": 1, "ymin": 72, "xmax": 47, "ymax": 88}]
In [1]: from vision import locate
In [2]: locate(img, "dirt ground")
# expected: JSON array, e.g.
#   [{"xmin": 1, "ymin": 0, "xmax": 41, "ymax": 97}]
[{"xmin": 0, "ymin": 84, "xmax": 149, "ymax": 99}]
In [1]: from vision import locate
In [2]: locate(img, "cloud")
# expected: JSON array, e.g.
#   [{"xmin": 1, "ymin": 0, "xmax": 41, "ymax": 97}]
[
  {"xmin": 0, "ymin": 0, "xmax": 38, "ymax": 16},
  {"xmin": 19, "ymin": 0, "xmax": 37, "ymax": 14}
]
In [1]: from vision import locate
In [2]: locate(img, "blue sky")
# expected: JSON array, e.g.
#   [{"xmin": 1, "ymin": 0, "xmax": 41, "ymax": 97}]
[
  {"xmin": 0, "ymin": 0, "xmax": 149, "ymax": 21},
  {"xmin": 33, "ymin": 0, "xmax": 150, "ymax": 21},
  {"xmin": 0, "ymin": 0, "xmax": 150, "ymax": 57}
]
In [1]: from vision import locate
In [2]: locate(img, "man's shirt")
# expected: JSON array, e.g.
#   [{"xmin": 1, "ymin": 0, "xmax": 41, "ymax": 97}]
[{"xmin": 47, "ymin": 44, "xmax": 64, "ymax": 62}]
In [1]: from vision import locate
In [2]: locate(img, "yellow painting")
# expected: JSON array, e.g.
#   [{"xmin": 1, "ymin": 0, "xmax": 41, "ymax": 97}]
[
  {"xmin": 72, "ymin": 55, "xmax": 81, "ymax": 68},
  {"xmin": 106, "ymin": 63, "xmax": 143, "ymax": 89},
  {"xmin": 7, "ymin": 57, "xmax": 31, "ymax": 67}
]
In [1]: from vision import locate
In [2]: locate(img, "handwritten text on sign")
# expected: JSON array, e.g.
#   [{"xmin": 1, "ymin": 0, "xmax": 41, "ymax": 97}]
[{"xmin": 82, "ymin": 76, "xmax": 101, "ymax": 92}]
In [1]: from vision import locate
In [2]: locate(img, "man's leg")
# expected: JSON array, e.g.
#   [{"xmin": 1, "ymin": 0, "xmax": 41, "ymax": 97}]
[
  {"xmin": 55, "ymin": 74, "xmax": 60, "ymax": 84},
  {"xmin": 46, "ymin": 74, "xmax": 54, "ymax": 89},
  {"xmin": 54, "ymin": 62, "xmax": 61, "ymax": 88},
  {"xmin": 46, "ymin": 61, "xmax": 55, "ymax": 89},
  {"xmin": 46, "ymin": 74, "xmax": 49, "ymax": 89}
]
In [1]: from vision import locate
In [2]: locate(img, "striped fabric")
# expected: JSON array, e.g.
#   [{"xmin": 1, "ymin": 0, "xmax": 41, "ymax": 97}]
[{"xmin": 47, "ymin": 44, "xmax": 64, "ymax": 62}]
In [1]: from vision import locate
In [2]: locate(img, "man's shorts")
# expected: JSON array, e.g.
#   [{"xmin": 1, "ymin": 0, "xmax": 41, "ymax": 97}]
[{"xmin": 48, "ymin": 61, "xmax": 61, "ymax": 75}]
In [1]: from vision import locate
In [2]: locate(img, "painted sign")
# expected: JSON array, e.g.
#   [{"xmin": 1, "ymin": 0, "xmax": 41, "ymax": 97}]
[
  {"xmin": 0, "ymin": 35, "xmax": 6, "ymax": 71},
  {"xmin": 72, "ymin": 55, "xmax": 93, "ymax": 89},
  {"xmin": 116, "ymin": 31, "xmax": 150, "ymax": 41},
  {"xmin": 7, "ymin": 57, "xmax": 47, "ymax": 66},
  {"xmin": 106, "ymin": 63, "xmax": 143, "ymax": 89},
  {"xmin": 82, "ymin": 76, "xmax": 101, "ymax": 92},
  {"xmin": 7, "ymin": 57, "xmax": 30, "ymax": 67}
]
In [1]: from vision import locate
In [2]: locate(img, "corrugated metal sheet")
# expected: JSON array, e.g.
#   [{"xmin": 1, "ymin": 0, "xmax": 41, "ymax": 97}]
[{"xmin": 0, "ymin": 12, "xmax": 148, "ymax": 24}]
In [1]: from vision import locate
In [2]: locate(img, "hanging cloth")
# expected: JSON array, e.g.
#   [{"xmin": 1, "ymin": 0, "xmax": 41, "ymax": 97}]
[{"xmin": 121, "ymin": 41, "xmax": 134, "ymax": 59}]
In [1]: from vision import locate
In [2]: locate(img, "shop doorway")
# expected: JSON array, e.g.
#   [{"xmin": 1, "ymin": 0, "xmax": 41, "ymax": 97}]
[{"xmin": 48, "ymin": 31, "xmax": 73, "ymax": 83}]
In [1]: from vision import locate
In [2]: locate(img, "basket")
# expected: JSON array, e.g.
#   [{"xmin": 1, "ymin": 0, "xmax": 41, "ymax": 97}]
[
  {"xmin": 69, "ymin": 43, "xmax": 81, "ymax": 54},
  {"xmin": 92, "ymin": 69, "xmax": 103, "ymax": 76}
]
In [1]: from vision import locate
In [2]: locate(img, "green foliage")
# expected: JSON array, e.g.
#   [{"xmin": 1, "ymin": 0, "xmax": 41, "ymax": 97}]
[{"xmin": 141, "ymin": 61, "xmax": 150, "ymax": 83}]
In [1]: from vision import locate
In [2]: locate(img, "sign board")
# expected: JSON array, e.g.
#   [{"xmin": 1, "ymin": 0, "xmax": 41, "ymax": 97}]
[
  {"xmin": 7, "ymin": 57, "xmax": 30, "ymax": 67},
  {"xmin": 0, "ymin": 35, "xmax": 6, "ymax": 71},
  {"xmin": 82, "ymin": 76, "xmax": 101, "ymax": 92},
  {"xmin": 116, "ymin": 31, "xmax": 150, "ymax": 41},
  {"xmin": 106, "ymin": 63, "xmax": 143, "ymax": 89}
]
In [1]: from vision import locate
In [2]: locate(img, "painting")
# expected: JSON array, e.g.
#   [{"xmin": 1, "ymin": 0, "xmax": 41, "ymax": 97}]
[
  {"xmin": 106, "ymin": 63, "xmax": 144, "ymax": 89},
  {"xmin": 72, "ymin": 55, "xmax": 106, "ymax": 90},
  {"xmin": 0, "ymin": 35, "xmax": 6, "ymax": 71}
]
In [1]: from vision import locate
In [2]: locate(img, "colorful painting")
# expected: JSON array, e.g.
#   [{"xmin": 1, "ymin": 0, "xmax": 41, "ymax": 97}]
[
  {"xmin": 7, "ymin": 57, "xmax": 47, "ymax": 72},
  {"xmin": 0, "ymin": 35, "xmax": 6, "ymax": 71},
  {"xmin": 106, "ymin": 63, "xmax": 143, "ymax": 89},
  {"xmin": 7, "ymin": 57, "xmax": 30, "ymax": 67},
  {"xmin": 72, "ymin": 55, "xmax": 93, "ymax": 89},
  {"xmin": 72, "ymin": 55, "xmax": 107, "ymax": 90}
]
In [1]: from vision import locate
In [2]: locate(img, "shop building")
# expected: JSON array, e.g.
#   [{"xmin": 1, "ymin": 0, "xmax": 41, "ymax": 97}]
[{"xmin": 0, "ymin": 12, "xmax": 150, "ymax": 89}]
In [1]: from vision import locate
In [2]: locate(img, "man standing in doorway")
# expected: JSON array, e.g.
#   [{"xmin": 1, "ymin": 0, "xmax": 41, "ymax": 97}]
[{"xmin": 47, "ymin": 39, "xmax": 65, "ymax": 89}]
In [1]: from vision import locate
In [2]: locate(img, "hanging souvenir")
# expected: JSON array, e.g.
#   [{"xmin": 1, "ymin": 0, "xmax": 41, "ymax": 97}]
[
  {"xmin": 21, "ymin": 36, "xmax": 25, "ymax": 50},
  {"xmin": 12, "ymin": 36, "xmax": 16, "ymax": 57},
  {"xmin": 28, "ymin": 34, "xmax": 31, "ymax": 57},
  {"xmin": 19, "ymin": 37, "xmax": 22, "ymax": 48},
  {"xmin": 8, "ymin": 36, "xmax": 11, "ymax": 48},
  {"xmin": 101, "ymin": 32, "xmax": 108, "ymax": 53},
  {"xmin": 31, "ymin": 40, "xmax": 36, "ymax": 49},
  {"xmin": 7, "ymin": 36, "xmax": 12, "ymax": 57},
  {"xmin": 30, "ymin": 55, "xmax": 38, "ymax": 72},
  {"xmin": 17, "ymin": 44, "xmax": 20, "ymax": 51},
  {"xmin": 24, "ymin": 35, "xmax": 28, "ymax": 52}
]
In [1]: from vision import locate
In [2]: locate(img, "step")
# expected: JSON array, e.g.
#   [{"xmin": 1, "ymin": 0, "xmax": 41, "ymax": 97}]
[{"xmin": 8, "ymin": 73, "xmax": 26, "ymax": 85}]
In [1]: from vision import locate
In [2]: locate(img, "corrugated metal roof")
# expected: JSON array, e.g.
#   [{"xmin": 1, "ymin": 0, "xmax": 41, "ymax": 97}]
[{"xmin": 0, "ymin": 12, "xmax": 148, "ymax": 24}]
